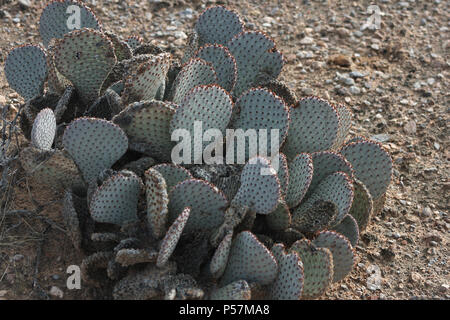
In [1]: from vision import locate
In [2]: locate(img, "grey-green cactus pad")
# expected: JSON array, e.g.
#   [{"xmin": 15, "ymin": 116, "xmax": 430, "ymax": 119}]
[
  {"xmin": 266, "ymin": 200, "xmax": 292, "ymax": 232},
  {"xmin": 5, "ymin": 45, "xmax": 47, "ymax": 101},
  {"xmin": 270, "ymin": 252, "xmax": 304, "ymax": 300},
  {"xmin": 312, "ymin": 231, "xmax": 355, "ymax": 283},
  {"xmin": 210, "ymin": 280, "xmax": 251, "ymax": 300},
  {"xmin": 195, "ymin": 6, "xmax": 244, "ymax": 46},
  {"xmin": 112, "ymin": 100, "xmax": 175, "ymax": 161},
  {"xmin": 228, "ymin": 31, "xmax": 283, "ymax": 97},
  {"xmin": 145, "ymin": 168, "xmax": 169, "ymax": 239},
  {"xmin": 62, "ymin": 117, "xmax": 128, "ymax": 184},
  {"xmin": 195, "ymin": 44, "xmax": 237, "ymax": 92},
  {"xmin": 168, "ymin": 179, "xmax": 227, "ymax": 234},
  {"xmin": 171, "ymin": 58, "xmax": 219, "ymax": 105},
  {"xmin": 331, "ymin": 214, "xmax": 360, "ymax": 247},
  {"xmin": 348, "ymin": 178, "xmax": 373, "ymax": 232},
  {"xmin": 233, "ymin": 157, "xmax": 281, "ymax": 215},
  {"xmin": 210, "ymin": 231, "xmax": 233, "ymax": 279},
  {"xmin": 285, "ymin": 153, "xmax": 314, "ymax": 208},
  {"xmin": 54, "ymin": 28, "xmax": 116, "ymax": 106},
  {"xmin": 282, "ymin": 97, "xmax": 340, "ymax": 160},
  {"xmin": 152, "ymin": 164, "xmax": 193, "ymax": 191},
  {"xmin": 332, "ymin": 103, "xmax": 352, "ymax": 150},
  {"xmin": 31, "ymin": 108, "xmax": 56, "ymax": 151},
  {"xmin": 39, "ymin": 0, "xmax": 102, "ymax": 47},
  {"xmin": 90, "ymin": 171, "xmax": 142, "ymax": 225},
  {"xmin": 340, "ymin": 139, "xmax": 392, "ymax": 200},
  {"xmin": 229, "ymin": 88, "xmax": 289, "ymax": 162},
  {"xmin": 290, "ymin": 239, "xmax": 333, "ymax": 299},
  {"xmin": 221, "ymin": 231, "xmax": 278, "ymax": 286}
]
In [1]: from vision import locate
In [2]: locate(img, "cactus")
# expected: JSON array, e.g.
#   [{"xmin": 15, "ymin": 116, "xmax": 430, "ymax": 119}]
[
  {"xmin": 6, "ymin": 2, "xmax": 395, "ymax": 301},
  {"xmin": 5, "ymin": 45, "xmax": 48, "ymax": 101}
]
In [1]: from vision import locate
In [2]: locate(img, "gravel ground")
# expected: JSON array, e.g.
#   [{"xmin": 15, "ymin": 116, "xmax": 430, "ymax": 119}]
[{"xmin": 0, "ymin": 0, "xmax": 448, "ymax": 300}]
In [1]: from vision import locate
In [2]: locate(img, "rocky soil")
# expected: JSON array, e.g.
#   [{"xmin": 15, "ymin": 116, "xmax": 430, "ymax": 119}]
[{"xmin": 0, "ymin": 0, "xmax": 448, "ymax": 300}]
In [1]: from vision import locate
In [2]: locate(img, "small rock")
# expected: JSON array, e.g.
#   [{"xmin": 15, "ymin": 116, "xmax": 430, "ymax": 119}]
[
  {"xmin": 349, "ymin": 85, "xmax": 361, "ymax": 95},
  {"xmin": 299, "ymin": 36, "xmax": 314, "ymax": 45},
  {"xmin": 0, "ymin": 290, "xmax": 7, "ymax": 297},
  {"xmin": 371, "ymin": 44, "xmax": 380, "ymax": 50},
  {"xmin": 18, "ymin": 0, "xmax": 31, "ymax": 9},
  {"xmin": 302, "ymin": 88, "xmax": 314, "ymax": 95},
  {"xmin": 328, "ymin": 55, "xmax": 352, "ymax": 67},
  {"xmin": 174, "ymin": 31, "xmax": 187, "ymax": 40},
  {"xmin": 349, "ymin": 71, "xmax": 366, "ymax": 78},
  {"xmin": 439, "ymin": 284, "xmax": 449, "ymax": 293},
  {"xmin": 12, "ymin": 17, "xmax": 20, "ymax": 24},
  {"xmin": 400, "ymin": 99, "xmax": 409, "ymax": 105},
  {"xmin": 423, "ymin": 233, "xmax": 442, "ymax": 243},
  {"xmin": 409, "ymin": 272, "xmax": 423, "ymax": 284},
  {"xmin": 52, "ymin": 275, "xmax": 60, "ymax": 280},
  {"xmin": 434, "ymin": 142, "xmax": 440, "ymax": 150},
  {"xmin": 49, "ymin": 286, "xmax": 64, "ymax": 299},
  {"xmin": 13, "ymin": 254, "xmax": 24, "ymax": 262},
  {"xmin": 427, "ymin": 78, "xmax": 435, "ymax": 85},
  {"xmin": 403, "ymin": 120, "xmax": 417, "ymax": 135},
  {"xmin": 371, "ymin": 134, "xmax": 390, "ymax": 143},
  {"xmin": 0, "ymin": 95, "xmax": 7, "ymax": 105},
  {"xmin": 422, "ymin": 207, "xmax": 432, "ymax": 217},
  {"xmin": 366, "ymin": 265, "xmax": 382, "ymax": 291}
]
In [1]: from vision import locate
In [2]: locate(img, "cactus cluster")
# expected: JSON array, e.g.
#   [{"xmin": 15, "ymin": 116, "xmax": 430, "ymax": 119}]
[{"xmin": 7, "ymin": 2, "xmax": 393, "ymax": 300}]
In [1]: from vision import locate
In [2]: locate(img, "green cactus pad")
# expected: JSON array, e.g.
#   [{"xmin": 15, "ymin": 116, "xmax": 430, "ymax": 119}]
[
  {"xmin": 210, "ymin": 231, "xmax": 233, "ymax": 279},
  {"xmin": 331, "ymin": 214, "xmax": 360, "ymax": 247},
  {"xmin": 122, "ymin": 157, "xmax": 156, "ymax": 176},
  {"xmin": 115, "ymin": 248, "xmax": 158, "ymax": 267},
  {"xmin": 270, "ymin": 252, "xmax": 304, "ymax": 300},
  {"xmin": 271, "ymin": 243, "xmax": 287, "ymax": 263},
  {"xmin": 5, "ymin": 45, "xmax": 48, "ymax": 101},
  {"xmin": 332, "ymin": 103, "xmax": 352, "ymax": 150},
  {"xmin": 260, "ymin": 79, "xmax": 297, "ymax": 107},
  {"xmin": 227, "ymin": 31, "xmax": 283, "ymax": 97},
  {"xmin": 210, "ymin": 280, "xmax": 251, "ymax": 300},
  {"xmin": 31, "ymin": 108, "xmax": 56, "ymax": 151},
  {"xmin": 282, "ymin": 97, "xmax": 340, "ymax": 160},
  {"xmin": 340, "ymin": 139, "xmax": 392, "ymax": 200},
  {"xmin": 195, "ymin": 6, "xmax": 244, "ymax": 46},
  {"xmin": 293, "ymin": 172, "xmax": 354, "ymax": 226},
  {"xmin": 125, "ymin": 35, "xmax": 144, "ymax": 51},
  {"xmin": 291, "ymin": 200, "xmax": 338, "ymax": 235},
  {"xmin": 171, "ymin": 58, "xmax": 219, "ymax": 105},
  {"xmin": 54, "ymin": 28, "xmax": 116, "ymax": 106},
  {"xmin": 157, "ymin": 207, "xmax": 191, "ymax": 268},
  {"xmin": 104, "ymin": 31, "xmax": 132, "ymax": 62},
  {"xmin": 285, "ymin": 153, "xmax": 314, "ymax": 208},
  {"xmin": 266, "ymin": 200, "xmax": 292, "ymax": 232},
  {"xmin": 348, "ymin": 179, "xmax": 373, "ymax": 232},
  {"xmin": 90, "ymin": 170, "xmax": 142, "ymax": 226},
  {"xmin": 233, "ymin": 157, "xmax": 281, "ymax": 215},
  {"xmin": 221, "ymin": 231, "xmax": 278, "ymax": 286},
  {"xmin": 276, "ymin": 153, "xmax": 289, "ymax": 198},
  {"xmin": 39, "ymin": 0, "xmax": 102, "ymax": 47},
  {"xmin": 170, "ymin": 85, "xmax": 233, "ymax": 164},
  {"xmin": 53, "ymin": 86, "xmax": 76, "ymax": 122},
  {"xmin": 195, "ymin": 44, "xmax": 237, "ymax": 92},
  {"xmin": 46, "ymin": 40, "xmax": 73, "ymax": 95},
  {"xmin": 312, "ymin": 230, "xmax": 355, "ymax": 282},
  {"xmin": 372, "ymin": 193, "xmax": 386, "ymax": 216},
  {"xmin": 20, "ymin": 147, "xmax": 84, "ymax": 192},
  {"xmin": 62, "ymin": 117, "xmax": 128, "ymax": 184},
  {"xmin": 168, "ymin": 179, "xmax": 227, "ymax": 234},
  {"xmin": 290, "ymin": 239, "xmax": 333, "ymax": 299},
  {"xmin": 308, "ymin": 151, "xmax": 354, "ymax": 193},
  {"xmin": 145, "ymin": 168, "xmax": 169, "ymax": 239},
  {"xmin": 152, "ymin": 164, "xmax": 193, "ymax": 191},
  {"xmin": 122, "ymin": 53, "xmax": 171, "ymax": 104},
  {"xmin": 112, "ymin": 100, "xmax": 175, "ymax": 161},
  {"xmin": 229, "ymin": 88, "xmax": 289, "ymax": 162},
  {"xmin": 62, "ymin": 189, "xmax": 86, "ymax": 251}
]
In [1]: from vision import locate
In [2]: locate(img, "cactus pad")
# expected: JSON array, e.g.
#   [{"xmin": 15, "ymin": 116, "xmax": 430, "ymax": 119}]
[
  {"xmin": 54, "ymin": 28, "xmax": 116, "ymax": 106},
  {"xmin": 125, "ymin": 35, "xmax": 144, "ymax": 51},
  {"xmin": 171, "ymin": 58, "xmax": 219, "ymax": 105},
  {"xmin": 332, "ymin": 103, "xmax": 352, "ymax": 150},
  {"xmin": 5, "ymin": 45, "xmax": 47, "ymax": 101},
  {"xmin": 145, "ymin": 168, "xmax": 169, "ymax": 239},
  {"xmin": 282, "ymin": 97, "xmax": 339, "ymax": 159},
  {"xmin": 210, "ymin": 231, "xmax": 233, "ymax": 279},
  {"xmin": 122, "ymin": 53, "xmax": 171, "ymax": 104},
  {"xmin": 276, "ymin": 153, "xmax": 289, "ymax": 198},
  {"xmin": 152, "ymin": 164, "xmax": 193, "ymax": 191},
  {"xmin": 348, "ymin": 178, "xmax": 373, "ymax": 232},
  {"xmin": 312, "ymin": 231, "xmax": 355, "ymax": 282},
  {"xmin": 195, "ymin": 44, "xmax": 237, "ymax": 92},
  {"xmin": 168, "ymin": 179, "xmax": 227, "ymax": 234},
  {"xmin": 331, "ymin": 214, "xmax": 360, "ymax": 247},
  {"xmin": 90, "ymin": 171, "xmax": 142, "ymax": 226},
  {"xmin": 266, "ymin": 201, "xmax": 292, "ymax": 232},
  {"xmin": 112, "ymin": 100, "xmax": 175, "ymax": 161},
  {"xmin": 285, "ymin": 153, "xmax": 314, "ymax": 208},
  {"xmin": 308, "ymin": 151, "xmax": 354, "ymax": 192},
  {"xmin": 228, "ymin": 31, "xmax": 283, "ymax": 97},
  {"xmin": 31, "ymin": 108, "xmax": 56, "ymax": 151},
  {"xmin": 62, "ymin": 117, "xmax": 128, "ymax": 184},
  {"xmin": 157, "ymin": 207, "xmax": 191, "ymax": 268},
  {"xmin": 195, "ymin": 6, "xmax": 244, "ymax": 46},
  {"xmin": 210, "ymin": 280, "xmax": 251, "ymax": 300},
  {"xmin": 170, "ymin": 85, "xmax": 233, "ymax": 164},
  {"xmin": 233, "ymin": 157, "xmax": 281, "ymax": 215},
  {"xmin": 290, "ymin": 239, "xmax": 333, "ymax": 299},
  {"xmin": 340, "ymin": 139, "xmax": 392, "ymax": 200},
  {"xmin": 291, "ymin": 200, "xmax": 338, "ymax": 235},
  {"xmin": 221, "ymin": 231, "xmax": 278, "ymax": 286},
  {"xmin": 39, "ymin": 0, "xmax": 102, "ymax": 47},
  {"xmin": 229, "ymin": 88, "xmax": 289, "ymax": 162},
  {"xmin": 270, "ymin": 252, "xmax": 304, "ymax": 300},
  {"xmin": 293, "ymin": 172, "xmax": 354, "ymax": 226}
]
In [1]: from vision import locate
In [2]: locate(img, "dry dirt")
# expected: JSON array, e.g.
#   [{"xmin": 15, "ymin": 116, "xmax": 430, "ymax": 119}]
[{"xmin": 0, "ymin": 0, "xmax": 448, "ymax": 300}]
